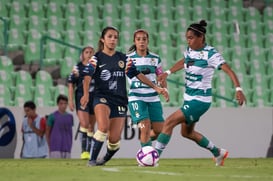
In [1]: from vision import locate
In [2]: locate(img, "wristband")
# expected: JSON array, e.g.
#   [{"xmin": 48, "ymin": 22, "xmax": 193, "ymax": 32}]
[
  {"xmin": 235, "ymin": 87, "xmax": 243, "ymax": 92},
  {"xmin": 165, "ymin": 70, "xmax": 171, "ymax": 75}
]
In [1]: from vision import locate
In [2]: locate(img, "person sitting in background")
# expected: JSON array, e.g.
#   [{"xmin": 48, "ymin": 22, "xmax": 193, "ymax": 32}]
[
  {"xmin": 46, "ymin": 94, "xmax": 74, "ymax": 158},
  {"xmin": 21, "ymin": 100, "xmax": 48, "ymax": 158}
]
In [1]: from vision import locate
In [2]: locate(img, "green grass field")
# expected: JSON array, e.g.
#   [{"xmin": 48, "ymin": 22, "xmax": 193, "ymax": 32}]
[{"xmin": 1, "ymin": 158, "xmax": 273, "ymax": 181}]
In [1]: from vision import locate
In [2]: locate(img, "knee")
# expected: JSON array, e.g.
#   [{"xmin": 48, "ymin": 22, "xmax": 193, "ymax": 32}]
[{"xmin": 181, "ymin": 130, "xmax": 191, "ymax": 139}]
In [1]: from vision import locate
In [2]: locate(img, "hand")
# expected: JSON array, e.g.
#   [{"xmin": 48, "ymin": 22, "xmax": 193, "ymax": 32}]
[
  {"xmin": 157, "ymin": 73, "xmax": 168, "ymax": 87},
  {"xmin": 236, "ymin": 91, "xmax": 246, "ymax": 106},
  {"xmin": 154, "ymin": 87, "xmax": 169, "ymax": 102},
  {"xmin": 69, "ymin": 101, "xmax": 74, "ymax": 112},
  {"xmin": 80, "ymin": 95, "xmax": 89, "ymax": 109}
]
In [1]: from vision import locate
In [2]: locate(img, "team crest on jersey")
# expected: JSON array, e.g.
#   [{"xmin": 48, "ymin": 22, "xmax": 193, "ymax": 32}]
[
  {"xmin": 150, "ymin": 58, "xmax": 156, "ymax": 66},
  {"xmin": 100, "ymin": 98, "xmax": 107, "ymax": 103},
  {"xmin": 118, "ymin": 61, "xmax": 125, "ymax": 68},
  {"xmin": 198, "ymin": 51, "xmax": 204, "ymax": 59}
]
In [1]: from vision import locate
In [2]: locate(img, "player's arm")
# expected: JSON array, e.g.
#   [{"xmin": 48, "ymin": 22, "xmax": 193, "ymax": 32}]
[
  {"xmin": 221, "ymin": 63, "xmax": 246, "ymax": 106},
  {"xmin": 68, "ymin": 83, "xmax": 75, "ymax": 111},
  {"xmin": 158, "ymin": 58, "xmax": 185, "ymax": 84},
  {"xmin": 80, "ymin": 60, "xmax": 96, "ymax": 109}
]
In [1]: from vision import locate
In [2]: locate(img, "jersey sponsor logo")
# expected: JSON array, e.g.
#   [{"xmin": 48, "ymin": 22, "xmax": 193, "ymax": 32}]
[
  {"xmin": 118, "ymin": 61, "xmax": 125, "ymax": 68},
  {"xmin": 101, "ymin": 70, "xmax": 111, "ymax": 81}
]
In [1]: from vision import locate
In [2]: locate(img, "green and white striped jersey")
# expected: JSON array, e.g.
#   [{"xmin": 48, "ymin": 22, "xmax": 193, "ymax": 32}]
[
  {"xmin": 183, "ymin": 45, "xmax": 225, "ymax": 103},
  {"xmin": 127, "ymin": 51, "xmax": 163, "ymax": 102}
]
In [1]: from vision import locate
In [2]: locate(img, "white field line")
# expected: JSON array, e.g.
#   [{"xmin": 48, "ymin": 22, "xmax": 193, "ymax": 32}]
[{"xmin": 102, "ymin": 167, "xmax": 273, "ymax": 179}]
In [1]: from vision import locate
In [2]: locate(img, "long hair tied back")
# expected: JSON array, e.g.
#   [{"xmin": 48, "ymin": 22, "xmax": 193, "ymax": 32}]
[{"xmin": 188, "ymin": 20, "xmax": 207, "ymax": 36}]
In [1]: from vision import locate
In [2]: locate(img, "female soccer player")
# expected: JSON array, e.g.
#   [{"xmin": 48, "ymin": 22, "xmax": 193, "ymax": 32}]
[
  {"xmin": 68, "ymin": 46, "xmax": 96, "ymax": 159},
  {"xmin": 80, "ymin": 26, "xmax": 169, "ymax": 166},
  {"xmin": 127, "ymin": 29, "xmax": 168, "ymax": 147},
  {"xmin": 155, "ymin": 20, "xmax": 246, "ymax": 166}
]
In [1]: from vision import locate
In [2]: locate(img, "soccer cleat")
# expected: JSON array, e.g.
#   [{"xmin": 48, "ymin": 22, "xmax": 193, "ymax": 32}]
[
  {"xmin": 213, "ymin": 148, "xmax": 229, "ymax": 166},
  {"xmin": 96, "ymin": 158, "xmax": 107, "ymax": 166},
  {"xmin": 87, "ymin": 160, "xmax": 97, "ymax": 167},
  {"xmin": 81, "ymin": 152, "xmax": 90, "ymax": 160}
]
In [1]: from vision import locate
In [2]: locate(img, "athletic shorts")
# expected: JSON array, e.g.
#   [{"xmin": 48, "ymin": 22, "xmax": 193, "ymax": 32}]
[
  {"xmin": 93, "ymin": 96, "xmax": 127, "ymax": 118},
  {"xmin": 128, "ymin": 100, "xmax": 164, "ymax": 124},
  {"xmin": 76, "ymin": 93, "xmax": 94, "ymax": 115},
  {"xmin": 180, "ymin": 100, "xmax": 211, "ymax": 125}
]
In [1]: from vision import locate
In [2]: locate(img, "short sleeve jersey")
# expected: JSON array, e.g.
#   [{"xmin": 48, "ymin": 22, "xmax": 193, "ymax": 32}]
[
  {"xmin": 88, "ymin": 51, "xmax": 139, "ymax": 105},
  {"xmin": 183, "ymin": 45, "xmax": 225, "ymax": 103},
  {"xmin": 127, "ymin": 51, "xmax": 163, "ymax": 102},
  {"xmin": 67, "ymin": 61, "xmax": 95, "ymax": 94}
]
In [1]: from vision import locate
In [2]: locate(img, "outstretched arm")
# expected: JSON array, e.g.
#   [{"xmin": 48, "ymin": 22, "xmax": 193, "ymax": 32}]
[
  {"xmin": 158, "ymin": 58, "xmax": 185, "ymax": 84},
  {"xmin": 221, "ymin": 63, "xmax": 246, "ymax": 106}
]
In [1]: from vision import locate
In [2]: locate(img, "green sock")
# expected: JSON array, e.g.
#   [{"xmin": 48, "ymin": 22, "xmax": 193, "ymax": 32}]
[
  {"xmin": 141, "ymin": 140, "xmax": 152, "ymax": 147},
  {"xmin": 155, "ymin": 133, "xmax": 171, "ymax": 156},
  {"xmin": 198, "ymin": 136, "xmax": 219, "ymax": 157}
]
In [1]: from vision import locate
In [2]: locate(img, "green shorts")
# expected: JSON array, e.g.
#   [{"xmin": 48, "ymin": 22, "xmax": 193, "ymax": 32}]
[
  {"xmin": 128, "ymin": 100, "xmax": 164, "ymax": 124},
  {"xmin": 180, "ymin": 100, "xmax": 211, "ymax": 125}
]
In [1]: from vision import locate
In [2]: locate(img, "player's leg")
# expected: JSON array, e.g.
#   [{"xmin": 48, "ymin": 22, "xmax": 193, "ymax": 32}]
[
  {"xmin": 181, "ymin": 100, "xmax": 228, "ymax": 166},
  {"xmin": 148, "ymin": 101, "xmax": 164, "ymax": 141},
  {"xmin": 138, "ymin": 119, "xmax": 152, "ymax": 147},
  {"xmin": 87, "ymin": 114, "xmax": 96, "ymax": 153},
  {"xmin": 77, "ymin": 110, "xmax": 90, "ymax": 159},
  {"xmin": 155, "ymin": 109, "xmax": 184, "ymax": 156},
  {"xmin": 88, "ymin": 104, "xmax": 110, "ymax": 166},
  {"xmin": 128, "ymin": 100, "xmax": 151, "ymax": 146},
  {"xmin": 96, "ymin": 116, "xmax": 125, "ymax": 165}
]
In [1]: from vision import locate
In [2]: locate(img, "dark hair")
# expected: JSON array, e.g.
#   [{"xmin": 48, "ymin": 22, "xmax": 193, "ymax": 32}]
[
  {"xmin": 128, "ymin": 29, "xmax": 149, "ymax": 53},
  {"xmin": 56, "ymin": 94, "xmax": 68, "ymax": 104},
  {"xmin": 23, "ymin": 101, "xmax": 36, "ymax": 110},
  {"xmin": 187, "ymin": 20, "xmax": 207, "ymax": 37},
  {"xmin": 80, "ymin": 45, "xmax": 94, "ymax": 61},
  {"xmin": 97, "ymin": 26, "xmax": 119, "ymax": 52}
]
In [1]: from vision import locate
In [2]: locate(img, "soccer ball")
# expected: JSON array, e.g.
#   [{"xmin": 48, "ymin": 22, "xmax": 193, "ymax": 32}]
[{"xmin": 136, "ymin": 146, "xmax": 159, "ymax": 166}]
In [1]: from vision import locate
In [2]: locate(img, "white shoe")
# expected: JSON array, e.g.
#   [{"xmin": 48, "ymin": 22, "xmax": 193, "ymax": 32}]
[{"xmin": 213, "ymin": 148, "xmax": 228, "ymax": 166}]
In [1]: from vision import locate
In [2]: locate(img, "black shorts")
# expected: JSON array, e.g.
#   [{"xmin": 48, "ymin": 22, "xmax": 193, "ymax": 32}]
[
  {"xmin": 76, "ymin": 93, "xmax": 94, "ymax": 115},
  {"xmin": 93, "ymin": 96, "xmax": 127, "ymax": 118}
]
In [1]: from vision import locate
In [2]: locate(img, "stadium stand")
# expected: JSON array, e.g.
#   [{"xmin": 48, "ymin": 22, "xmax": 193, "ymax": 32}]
[{"xmin": 0, "ymin": 0, "xmax": 273, "ymax": 107}]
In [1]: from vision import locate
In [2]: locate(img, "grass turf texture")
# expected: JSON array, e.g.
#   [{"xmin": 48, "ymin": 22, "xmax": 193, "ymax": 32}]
[{"xmin": 1, "ymin": 158, "xmax": 273, "ymax": 181}]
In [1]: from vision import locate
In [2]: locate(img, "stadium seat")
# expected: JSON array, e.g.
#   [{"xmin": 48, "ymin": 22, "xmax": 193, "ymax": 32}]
[
  {"xmin": 46, "ymin": 15, "xmax": 65, "ymax": 32},
  {"xmin": 80, "ymin": 30, "xmax": 99, "ymax": 48},
  {"xmin": 44, "ymin": 0, "xmax": 65, "ymax": 18},
  {"xmin": 60, "ymin": 57, "xmax": 77, "ymax": 79},
  {"xmin": 81, "ymin": 1, "xmax": 101, "ymax": 20},
  {"xmin": 23, "ymin": 42, "xmax": 41, "ymax": 64},
  {"xmin": 64, "ymin": 2, "xmax": 81, "ymax": 18},
  {"xmin": 43, "ymin": 42, "xmax": 64, "ymax": 66},
  {"xmin": 244, "ymin": 7, "xmax": 262, "ymax": 22},
  {"xmin": 0, "ymin": 70, "xmax": 15, "ymax": 91},
  {"xmin": 33, "ymin": 84, "xmax": 54, "ymax": 106},
  {"xmin": 63, "ymin": 29, "xmax": 82, "ymax": 47},
  {"xmin": 14, "ymin": 70, "xmax": 33, "ymax": 89},
  {"xmin": 263, "ymin": 19, "xmax": 273, "ymax": 35},
  {"xmin": 8, "ymin": 28, "xmax": 26, "ymax": 50},
  {"xmin": 9, "ymin": 0, "xmax": 28, "ymax": 18},
  {"xmin": 65, "ymin": 15, "xmax": 83, "ymax": 32},
  {"xmin": 0, "ymin": 56, "xmax": 14, "ymax": 72},
  {"xmin": 27, "ymin": 15, "xmax": 46, "ymax": 32},
  {"xmin": 192, "ymin": 5, "xmax": 210, "ymax": 22},
  {"xmin": 63, "ymin": 47, "xmax": 81, "ymax": 61},
  {"xmin": 27, "ymin": 0, "xmax": 46, "ymax": 17},
  {"xmin": 13, "ymin": 83, "xmax": 33, "ymax": 105},
  {"xmin": 209, "ymin": 5, "xmax": 227, "ymax": 22},
  {"xmin": 0, "ymin": 84, "xmax": 13, "ymax": 106},
  {"xmin": 35, "ymin": 70, "xmax": 54, "ymax": 87},
  {"xmin": 53, "ymin": 84, "xmax": 69, "ymax": 101}
]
